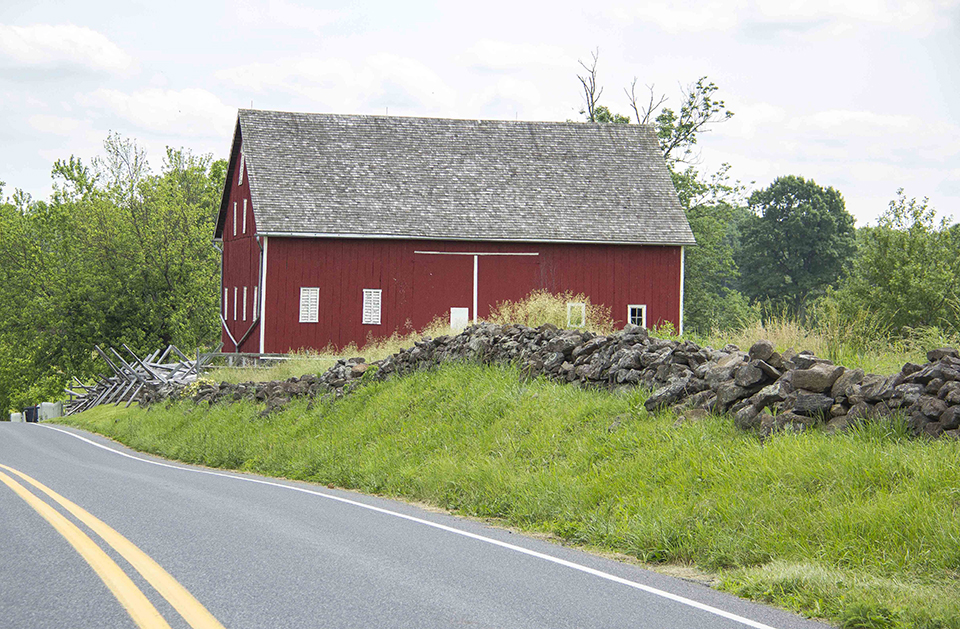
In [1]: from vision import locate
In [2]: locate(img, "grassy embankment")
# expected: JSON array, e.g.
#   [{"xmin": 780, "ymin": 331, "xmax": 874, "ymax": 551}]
[{"xmin": 61, "ymin": 361, "xmax": 960, "ymax": 629}]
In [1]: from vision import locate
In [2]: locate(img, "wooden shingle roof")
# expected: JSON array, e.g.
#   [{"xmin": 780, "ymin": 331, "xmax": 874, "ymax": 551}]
[{"xmin": 220, "ymin": 109, "xmax": 696, "ymax": 246}]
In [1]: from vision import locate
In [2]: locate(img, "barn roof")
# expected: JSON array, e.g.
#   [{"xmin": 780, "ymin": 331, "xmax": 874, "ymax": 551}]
[{"xmin": 220, "ymin": 109, "xmax": 695, "ymax": 246}]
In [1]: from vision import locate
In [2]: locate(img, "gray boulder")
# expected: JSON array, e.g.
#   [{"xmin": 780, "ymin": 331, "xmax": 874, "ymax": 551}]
[
  {"xmin": 792, "ymin": 391, "xmax": 834, "ymax": 418},
  {"xmin": 644, "ymin": 378, "xmax": 692, "ymax": 411},
  {"xmin": 928, "ymin": 347, "xmax": 959, "ymax": 362},
  {"xmin": 831, "ymin": 367, "xmax": 865, "ymax": 399},
  {"xmin": 734, "ymin": 362, "xmax": 766, "ymax": 388},
  {"xmin": 748, "ymin": 339, "xmax": 775, "ymax": 362},
  {"xmin": 792, "ymin": 363, "xmax": 845, "ymax": 393}
]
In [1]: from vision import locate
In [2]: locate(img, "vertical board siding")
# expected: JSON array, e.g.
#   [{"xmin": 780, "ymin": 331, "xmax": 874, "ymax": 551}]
[
  {"xmin": 256, "ymin": 237, "xmax": 683, "ymax": 353},
  {"xmin": 220, "ymin": 144, "xmax": 260, "ymax": 352}
]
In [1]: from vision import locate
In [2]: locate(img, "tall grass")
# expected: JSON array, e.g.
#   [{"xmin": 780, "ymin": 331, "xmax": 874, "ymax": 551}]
[
  {"xmin": 487, "ymin": 289, "xmax": 616, "ymax": 334},
  {"xmin": 702, "ymin": 305, "xmax": 960, "ymax": 375},
  {"xmin": 63, "ymin": 363, "xmax": 960, "ymax": 628}
]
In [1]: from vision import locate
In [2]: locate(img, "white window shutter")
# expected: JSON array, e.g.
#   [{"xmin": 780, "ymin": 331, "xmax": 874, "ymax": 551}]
[
  {"xmin": 223, "ymin": 288, "xmax": 228, "ymax": 319},
  {"xmin": 242, "ymin": 199, "xmax": 247, "ymax": 234},
  {"xmin": 253, "ymin": 286, "xmax": 259, "ymax": 319},
  {"xmin": 232, "ymin": 201, "xmax": 237, "ymax": 237},
  {"xmin": 300, "ymin": 287, "xmax": 319, "ymax": 323},
  {"xmin": 238, "ymin": 152, "xmax": 244, "ymax": 186},
  {"xmin": 362, "ymin": 289, "xmax": 382, "ymax": 325},
  {"xmin": 243, "ymin": 286, "xmax": 248, "ymax": 321}
]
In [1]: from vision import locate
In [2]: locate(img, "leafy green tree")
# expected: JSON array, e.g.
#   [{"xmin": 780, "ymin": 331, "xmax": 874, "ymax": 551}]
[
  {"xmin": 638, "ymin": 78, "xmax": 733, "ymax": 166},
  {"xmin": 0, "ymin": 134, "xmax": 226, "ymax": 413},
  {"xmin": 833, "ymin": 190, "xmax": 960, "ymax": 333},
  {"xmin": 738, "ymin": 176, "xmax": 856, "ymax": 317},
  {"xmin": 592, "ymin": 105, "xmax": 630, "ymax": 124},
  {"xmin": 669, "ymin": 163, "xmax": 757, "ymax": 334},
  {"xmin": 683, "ymin": 200, "xmax": 756, "ymax": 333}
]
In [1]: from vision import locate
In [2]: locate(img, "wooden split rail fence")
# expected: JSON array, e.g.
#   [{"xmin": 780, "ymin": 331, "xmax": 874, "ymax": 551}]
[{"xmin": 64, "ymin": 345, "xmax": 212, "ymax": 416}]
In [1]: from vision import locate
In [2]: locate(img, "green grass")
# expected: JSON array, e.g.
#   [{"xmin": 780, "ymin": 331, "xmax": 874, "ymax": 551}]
[
  {"xmin": 60, "ymin": 363, "xmax": 960, "ymax": 628},
  {"xmin": 207, "ymin": 352, "xmax": 339, "ymax": 384}
]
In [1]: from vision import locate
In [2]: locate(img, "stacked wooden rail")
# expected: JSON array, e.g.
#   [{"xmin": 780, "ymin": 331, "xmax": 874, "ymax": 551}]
[{"xmin": 64, "ymin": 345, "xmax": 210, "ymax": 415}]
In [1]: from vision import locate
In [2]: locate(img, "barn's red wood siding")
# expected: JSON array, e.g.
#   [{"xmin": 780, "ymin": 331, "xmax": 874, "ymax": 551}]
[
  {"xmin": 220, "ymin": 145, "xmax": 260, "ymax": 352},
  {"xmin": 258, "ymin": 237, "xmax": 682, "ymax": 353}
]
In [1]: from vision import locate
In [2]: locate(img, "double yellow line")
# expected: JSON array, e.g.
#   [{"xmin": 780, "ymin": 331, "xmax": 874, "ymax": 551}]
[{"xmin": 0, "ymin": 463, "xmax": 226, "ymax": 629}]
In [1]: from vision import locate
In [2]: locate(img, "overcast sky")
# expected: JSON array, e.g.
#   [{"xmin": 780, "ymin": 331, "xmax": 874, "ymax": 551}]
[{"xmin": 2, "ymin": 0, "xmax": 958, "ymax": 225}]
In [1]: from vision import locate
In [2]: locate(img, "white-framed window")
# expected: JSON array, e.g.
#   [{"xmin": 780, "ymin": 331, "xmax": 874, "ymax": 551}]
[
  {"xmin": 238, "ymin": 152, "xmax": 244, "ymax": 186},
  {"xmin": 300, "ymin": 287, "xmax": 319, "ymax": 323},
  {"xmin": 223, "ymin": 288, "xmax": 228, "ymax": 319},
  {"xmin": 362, "ymin": 289, "xmax": 382, "ymax": 325},
  {"xmin": 627, "ymin": 304, "xmax": 647, "ymax": 328},
  {"xmin": 567, "ymin": 302, "xmax": 586, "ymax": 328},
  {"xmin": 233, "ymin": 287, "xmax": 238, "ymax": 322},
  {"xmin": 253, "ymin": 286, "xmax": 259, "ymax": 319},
  {"xmin": 243, "ymin": 286, "xmax": 248, "ymax": 321},
  {"xmin": 242, "ymin": 199, "xmax": 247, "ymax": 234},
  {"xmin": 232, "ymin": 201, "xmax": 237, "ymax": 237}
]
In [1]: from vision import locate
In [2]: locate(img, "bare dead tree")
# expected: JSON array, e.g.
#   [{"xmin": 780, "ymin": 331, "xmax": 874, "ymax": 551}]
[
  {"xmin": 625, "ymin": 78, "xmax": 668, "ymax": 126},
  {"xmin": 577, "ymin": 48, "xmax": 603, "ymax": 122}
]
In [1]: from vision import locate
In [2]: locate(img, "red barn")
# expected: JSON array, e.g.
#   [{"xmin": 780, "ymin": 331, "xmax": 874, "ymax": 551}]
[{"xmin": 214, "ymin": 110, "xmax": 695, "ymax": 354}]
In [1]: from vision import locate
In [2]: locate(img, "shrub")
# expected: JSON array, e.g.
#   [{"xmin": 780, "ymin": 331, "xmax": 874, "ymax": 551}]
[{"xmin": 487, "ymin": 290, "xmax": 615, "ymax": 333}]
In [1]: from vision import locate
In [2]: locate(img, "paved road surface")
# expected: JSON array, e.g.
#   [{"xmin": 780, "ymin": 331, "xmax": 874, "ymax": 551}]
[{"xmin": 0, "ymin": 423, "xmax": 832, "ymax": 628}]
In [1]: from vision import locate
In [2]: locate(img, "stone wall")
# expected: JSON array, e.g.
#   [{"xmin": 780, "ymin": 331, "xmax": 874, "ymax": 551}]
[{"xmin": 140, "ymin": 322, "xmax": 960, "ymax": 439}]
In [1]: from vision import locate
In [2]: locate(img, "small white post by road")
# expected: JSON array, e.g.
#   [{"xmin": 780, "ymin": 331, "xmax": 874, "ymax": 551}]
[{"xmin": 39, "ymin": 402, "xmax": 63, "ymax": 421}]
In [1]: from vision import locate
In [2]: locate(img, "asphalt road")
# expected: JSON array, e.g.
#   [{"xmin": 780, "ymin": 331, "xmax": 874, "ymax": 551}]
[{"xmin": 0, "ymin": 423, "xmax": 833, "ymax": 628}]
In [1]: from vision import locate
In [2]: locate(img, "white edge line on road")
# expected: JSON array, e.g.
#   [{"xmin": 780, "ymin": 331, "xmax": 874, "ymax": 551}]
[{"xmin": 40, "ymin": 424, "xmax": 779, "ymax": 629}]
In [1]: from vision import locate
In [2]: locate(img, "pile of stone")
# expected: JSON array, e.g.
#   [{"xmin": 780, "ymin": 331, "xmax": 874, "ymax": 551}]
[
  {"xmin": 139, "ymin": 322, "xmax": 960, "ymax": 439},
  {"xmin": 138, "ymin": 356, "xmax": 372, "ymax": 414}
]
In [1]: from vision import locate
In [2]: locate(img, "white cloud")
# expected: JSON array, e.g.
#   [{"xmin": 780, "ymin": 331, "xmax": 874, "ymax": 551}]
[
  {"xmin": 463, "ymin": 76, "xmax": 549, "ymax": 119},
  {"xmin": 367, "ymin": 54, "xmax": 457, "ymax": 110},
  {"xmin": 28, "ymin": 114, "xmax": 83, "ymax": 135},
  {"xmin": 77, "ymin": 88, "xmax": 235, "ymax": 138},
  {"xmin": 790, "ymin": 109, "xmax": 914, "ymax": 133},
  {"xmin": 613, "ymin": 0, "xmax": 960, "ymax": 34},
  {"xmin": 235, "ymin": 0, "xmax": 342, "ymax": 32},
  {"xmin": 0, "ymin": 24, "xmax": 133, "ymax": 72},
  {"xmin": 218, "ymin": 54, "xmax": 457, "ymax": 114},
  {"xmin": 702, "ymin": 100, "xmax": 960, "ymax": 224},
  {"xmin": 462, "ymin": 39, "xmax": 573, "ymax": 71},
  {"xmin": 787, "ymin": 109, "xmax": 960, "ymax": 163}
]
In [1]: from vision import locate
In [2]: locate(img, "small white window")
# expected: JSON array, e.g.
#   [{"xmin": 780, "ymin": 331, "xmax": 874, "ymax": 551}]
[
  {"xmin": 238, "ymin": 152, "xmax": 244, "ymax": 186},
  {"xmin": 362, "ymin": 289, "xmax": 382, "ymax": 325},
  {"xmin": 253, "ymin": 286, "xmax": 259, "ymax": 319},
  {"xmin": 567, "ymin": 302, "xmax": 586, "ymax": 328},
  {"xmin": 300, "ymin": 287, "xmax": 319, "ymax": 323},
  {"xmin": 627, "ymin": 304, "xmax": 647, "ymax": 328},
  {"xmin": 243, "ymin": 286, "xmax": 248, "ymax": 321},
  {"xmin": 223, "ymin": 288, "xmax": 228, "ymax": 319},
  {"xmin": 232, "ymin": 201, "xmax": 237, "ymax": 237},
  {"xmin": 242, "ymin": 199, "xmax": 247, "ymax": 234},
  {"xmin": 450, "ymin": 307, "xmax": 469, "ymax": 331},
  {"xmin": 233, "ymin": 287, "xmax": 238, "ymax": 322}
]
